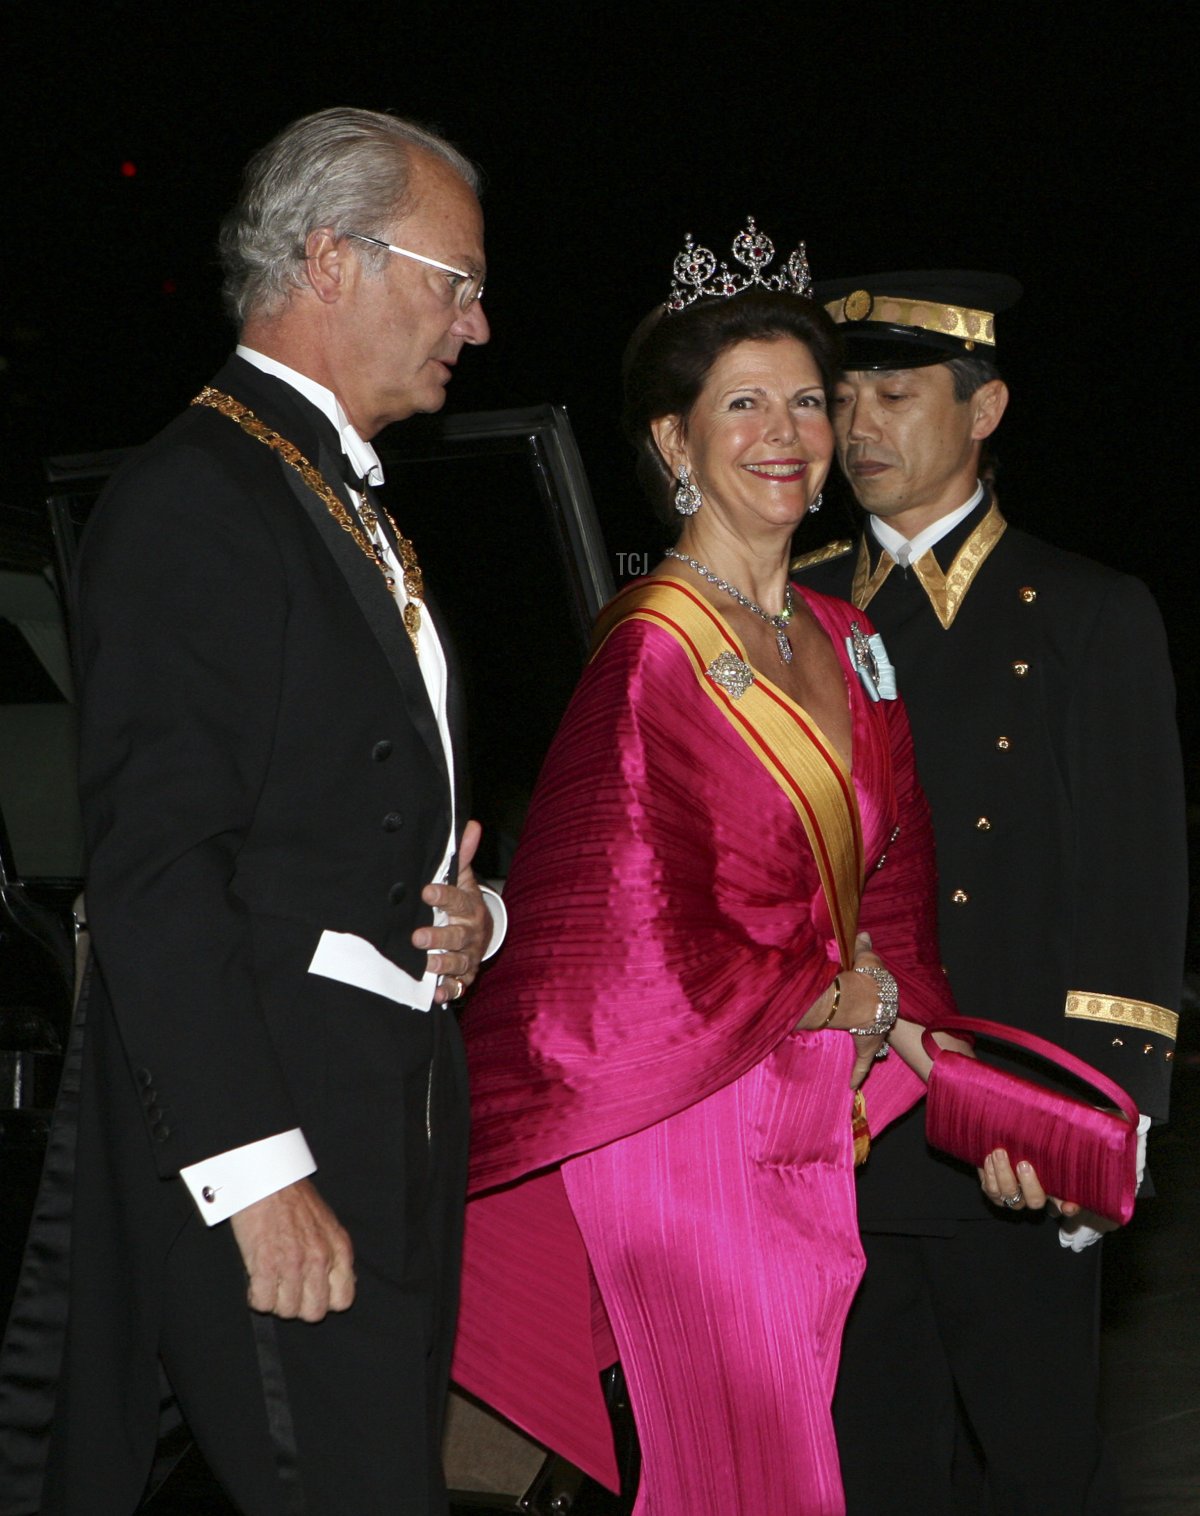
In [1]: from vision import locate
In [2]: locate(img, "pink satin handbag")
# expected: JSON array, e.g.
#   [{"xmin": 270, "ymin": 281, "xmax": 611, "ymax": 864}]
[{"xmin": 921, "ymin": 1016, "xmax": 1140, "ymax": 1225}]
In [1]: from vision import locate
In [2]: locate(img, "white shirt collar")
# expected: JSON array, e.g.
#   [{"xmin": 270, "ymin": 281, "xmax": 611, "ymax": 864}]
[
  {"xmin": 235, "ymin": 345, "xmax": 385, "ymax": 487},
  {"xmin": 869, "ymin": 481, "xmax": 985, "ymax": 567}
]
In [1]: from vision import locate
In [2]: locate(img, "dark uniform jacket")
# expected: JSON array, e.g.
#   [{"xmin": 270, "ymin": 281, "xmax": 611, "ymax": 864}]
[{"xmin": 794, "ymin": 493, "xmax": 1187, "ymax": 1225}]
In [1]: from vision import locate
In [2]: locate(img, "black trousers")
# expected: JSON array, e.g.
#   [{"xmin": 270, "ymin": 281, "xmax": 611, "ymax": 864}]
[
  {"xmin": 41, "ymin": 918, "xmax": 469, "ymax": 1516},
  {"xmin": 833, "ymin": 1216, "xmax": 1120, "ymax": 1516}
]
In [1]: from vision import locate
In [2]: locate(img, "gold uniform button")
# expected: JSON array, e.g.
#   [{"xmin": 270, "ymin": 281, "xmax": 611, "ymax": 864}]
[
  {"xmin": 951, "ymin": 889, "xmax": 969, "ymax": 904},
  {"xmin": 976, "ymin": 816, "xmax": 992, "ymax": 830},
  {"xmin": 1012, "ymin": 661, "xmax": 1030, "ymax": 677},
  {"xmin": 996, "ymin": 736, "xmax": 1011, "ymax": 751},
  {"xmin": 1020, "ymin": 586, "xmax": 1037, "ymax": 603}
]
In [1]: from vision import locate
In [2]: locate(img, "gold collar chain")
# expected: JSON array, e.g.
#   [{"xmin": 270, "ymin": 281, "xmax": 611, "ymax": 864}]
[{"xmin": 191, "ymin": 386, "xmax": 424, "ymax": 652}]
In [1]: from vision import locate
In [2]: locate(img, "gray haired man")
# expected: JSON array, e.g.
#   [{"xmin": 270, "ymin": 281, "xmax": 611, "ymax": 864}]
[{"xmin": 0, "ymin": 108, "xmax": 498, "ymax": 1515}]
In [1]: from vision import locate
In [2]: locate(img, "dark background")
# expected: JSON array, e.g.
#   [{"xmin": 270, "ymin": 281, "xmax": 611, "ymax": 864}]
[
  {"xmin": 1, "ymin": 1, "xmax": 1195, "ymax": 765},
  {"xmin": 0, "ymin": 10, "xmax": 1196, "ymax": 1508}
]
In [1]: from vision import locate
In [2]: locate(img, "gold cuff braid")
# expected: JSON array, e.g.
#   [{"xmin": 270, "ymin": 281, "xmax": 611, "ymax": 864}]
[{"xmin": 1064, "ymin": 991, "xmax": 1178, "ymax": 1042}]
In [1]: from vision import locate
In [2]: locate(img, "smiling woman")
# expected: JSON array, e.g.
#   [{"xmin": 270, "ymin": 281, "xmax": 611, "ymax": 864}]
[
  {"xmin": 453, "ymin": 223, "xmax": 960, "ymax": 1516},
  {"xmin": 627, "ymin": 293, "xmax": 854, "ymax": 753},
  {"xmin": 623, "ymin": 286, "xmax": 840, "ymax": 534},
  {"xmin": 653, "ymin": 337, "xmax": 831, "ymax": 544}
]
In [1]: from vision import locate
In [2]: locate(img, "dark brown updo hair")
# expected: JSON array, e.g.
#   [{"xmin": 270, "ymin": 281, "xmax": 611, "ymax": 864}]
[{"xmin": 622, "ymin": 288, "xmax": 842, "ymax": 526}]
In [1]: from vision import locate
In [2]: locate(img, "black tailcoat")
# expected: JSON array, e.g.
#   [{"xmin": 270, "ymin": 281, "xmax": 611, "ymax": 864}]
[{"xmin": 0, "ymin": 357, "xmax": 471, "ymax": 1515}]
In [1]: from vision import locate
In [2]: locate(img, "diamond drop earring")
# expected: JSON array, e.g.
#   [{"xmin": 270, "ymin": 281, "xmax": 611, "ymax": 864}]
[
  {"xmin": 674, "ymin": 466, "xmax": 702, "ymax": 516},
  {"xmin": 808, "ymin": 490, "xmax": 823, "ymax": 515}
]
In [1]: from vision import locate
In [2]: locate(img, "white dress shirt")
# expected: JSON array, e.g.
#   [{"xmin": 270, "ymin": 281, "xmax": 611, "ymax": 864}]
[
  {"xmin": 180, "ymin": 349, "xmax": 505, "ymax": 1223},
  {"xmin": 869, "ymin": 481, "xmax": 985, "ymax": 566}
]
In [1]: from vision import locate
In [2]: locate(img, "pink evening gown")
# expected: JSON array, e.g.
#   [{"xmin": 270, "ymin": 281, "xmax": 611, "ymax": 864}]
[{"xmin": 453, "ymin": 578, "xmax": 955, "ymax": 1515}]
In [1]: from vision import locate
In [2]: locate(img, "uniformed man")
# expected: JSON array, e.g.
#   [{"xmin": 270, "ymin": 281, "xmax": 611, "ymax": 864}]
[{"xmin": 794, "ymin": 272, "xmax": 1187, "ymax": 1515}]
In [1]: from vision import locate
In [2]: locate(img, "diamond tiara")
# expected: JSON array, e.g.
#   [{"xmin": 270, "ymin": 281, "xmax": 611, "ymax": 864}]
[{"xmin": 666, "ymin": 216, "xmax": 812, "ymax": 312}]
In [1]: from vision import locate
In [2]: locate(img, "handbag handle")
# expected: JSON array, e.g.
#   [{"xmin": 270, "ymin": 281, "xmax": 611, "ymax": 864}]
[{"xmin": 921, "ymin": 1015, "xmax": 1139, "ymax": 1127}]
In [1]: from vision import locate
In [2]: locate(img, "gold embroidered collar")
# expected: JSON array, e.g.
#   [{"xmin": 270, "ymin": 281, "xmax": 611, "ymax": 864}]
[{"xmin": 852, "ymin": 500, "xmax": 1007, "ymax": 629}]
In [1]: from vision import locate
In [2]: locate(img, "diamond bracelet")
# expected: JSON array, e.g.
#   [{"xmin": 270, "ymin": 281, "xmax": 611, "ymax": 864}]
[{"xmin": 848, "ymin": 965, "xmax": 899, "ymax": 1037}]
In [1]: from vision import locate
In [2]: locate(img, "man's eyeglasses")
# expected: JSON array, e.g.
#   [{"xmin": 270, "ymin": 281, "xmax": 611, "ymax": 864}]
[{"xmin": 345, "ymin": 232, "xmax": 485, "ymax": 311}]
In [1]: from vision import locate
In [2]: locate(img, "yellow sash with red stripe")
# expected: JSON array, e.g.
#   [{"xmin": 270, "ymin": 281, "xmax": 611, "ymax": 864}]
[
  {"xmin": 594, "ymin": 576, "xmax": 872, "ymax": 1159},
  {"xmin": 594, "ymin": 575, "xmax": 865, "ymax": 969}
]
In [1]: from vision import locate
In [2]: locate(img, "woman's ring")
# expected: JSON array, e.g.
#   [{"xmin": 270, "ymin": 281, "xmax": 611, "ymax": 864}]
[
  {"xmin": 452, "ymin": 979, "xmax": 465, "ymax": 1001},
  {"xmin": 1002, "ymin": 1189, "xmax": 1024, "ymax": 1208}
]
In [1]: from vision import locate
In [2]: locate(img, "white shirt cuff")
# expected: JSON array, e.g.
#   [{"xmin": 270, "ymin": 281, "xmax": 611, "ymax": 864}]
[
  {"xmin": 179, "ymin": 1128, "xmax": 316, "ymax": 1225},
  {"xmin": 480, "ymin": 885, "xmax": 507, "ymax": 960}
]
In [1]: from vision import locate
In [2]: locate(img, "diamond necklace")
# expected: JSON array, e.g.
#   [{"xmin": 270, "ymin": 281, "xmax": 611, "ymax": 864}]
[{"xmin": 664, "ymin": 549, "xmax": 795, "ymax": 664}]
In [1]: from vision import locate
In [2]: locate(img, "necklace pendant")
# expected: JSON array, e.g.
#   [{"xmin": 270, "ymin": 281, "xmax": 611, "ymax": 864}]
[{"xmin": 776, "ymin": 628, "xmax": 794, "ymax": 665}]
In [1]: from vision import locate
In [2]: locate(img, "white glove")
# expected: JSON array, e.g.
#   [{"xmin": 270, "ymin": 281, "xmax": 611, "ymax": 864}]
[{"xmin": 1058, "ymin": 1114, "xmax": 1150, "ymax": 1251}]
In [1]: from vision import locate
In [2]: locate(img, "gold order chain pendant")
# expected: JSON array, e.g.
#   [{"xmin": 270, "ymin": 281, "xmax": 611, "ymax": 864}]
[{"xmin": 191, "ymin": 387, "xmax": 424, "ymax": 653}]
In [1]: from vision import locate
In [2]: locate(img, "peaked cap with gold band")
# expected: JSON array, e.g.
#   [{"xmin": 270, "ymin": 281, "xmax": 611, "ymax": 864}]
[{"xmin": 813, "ymin": 270, "xmax": 1022, "ymax": 370}]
